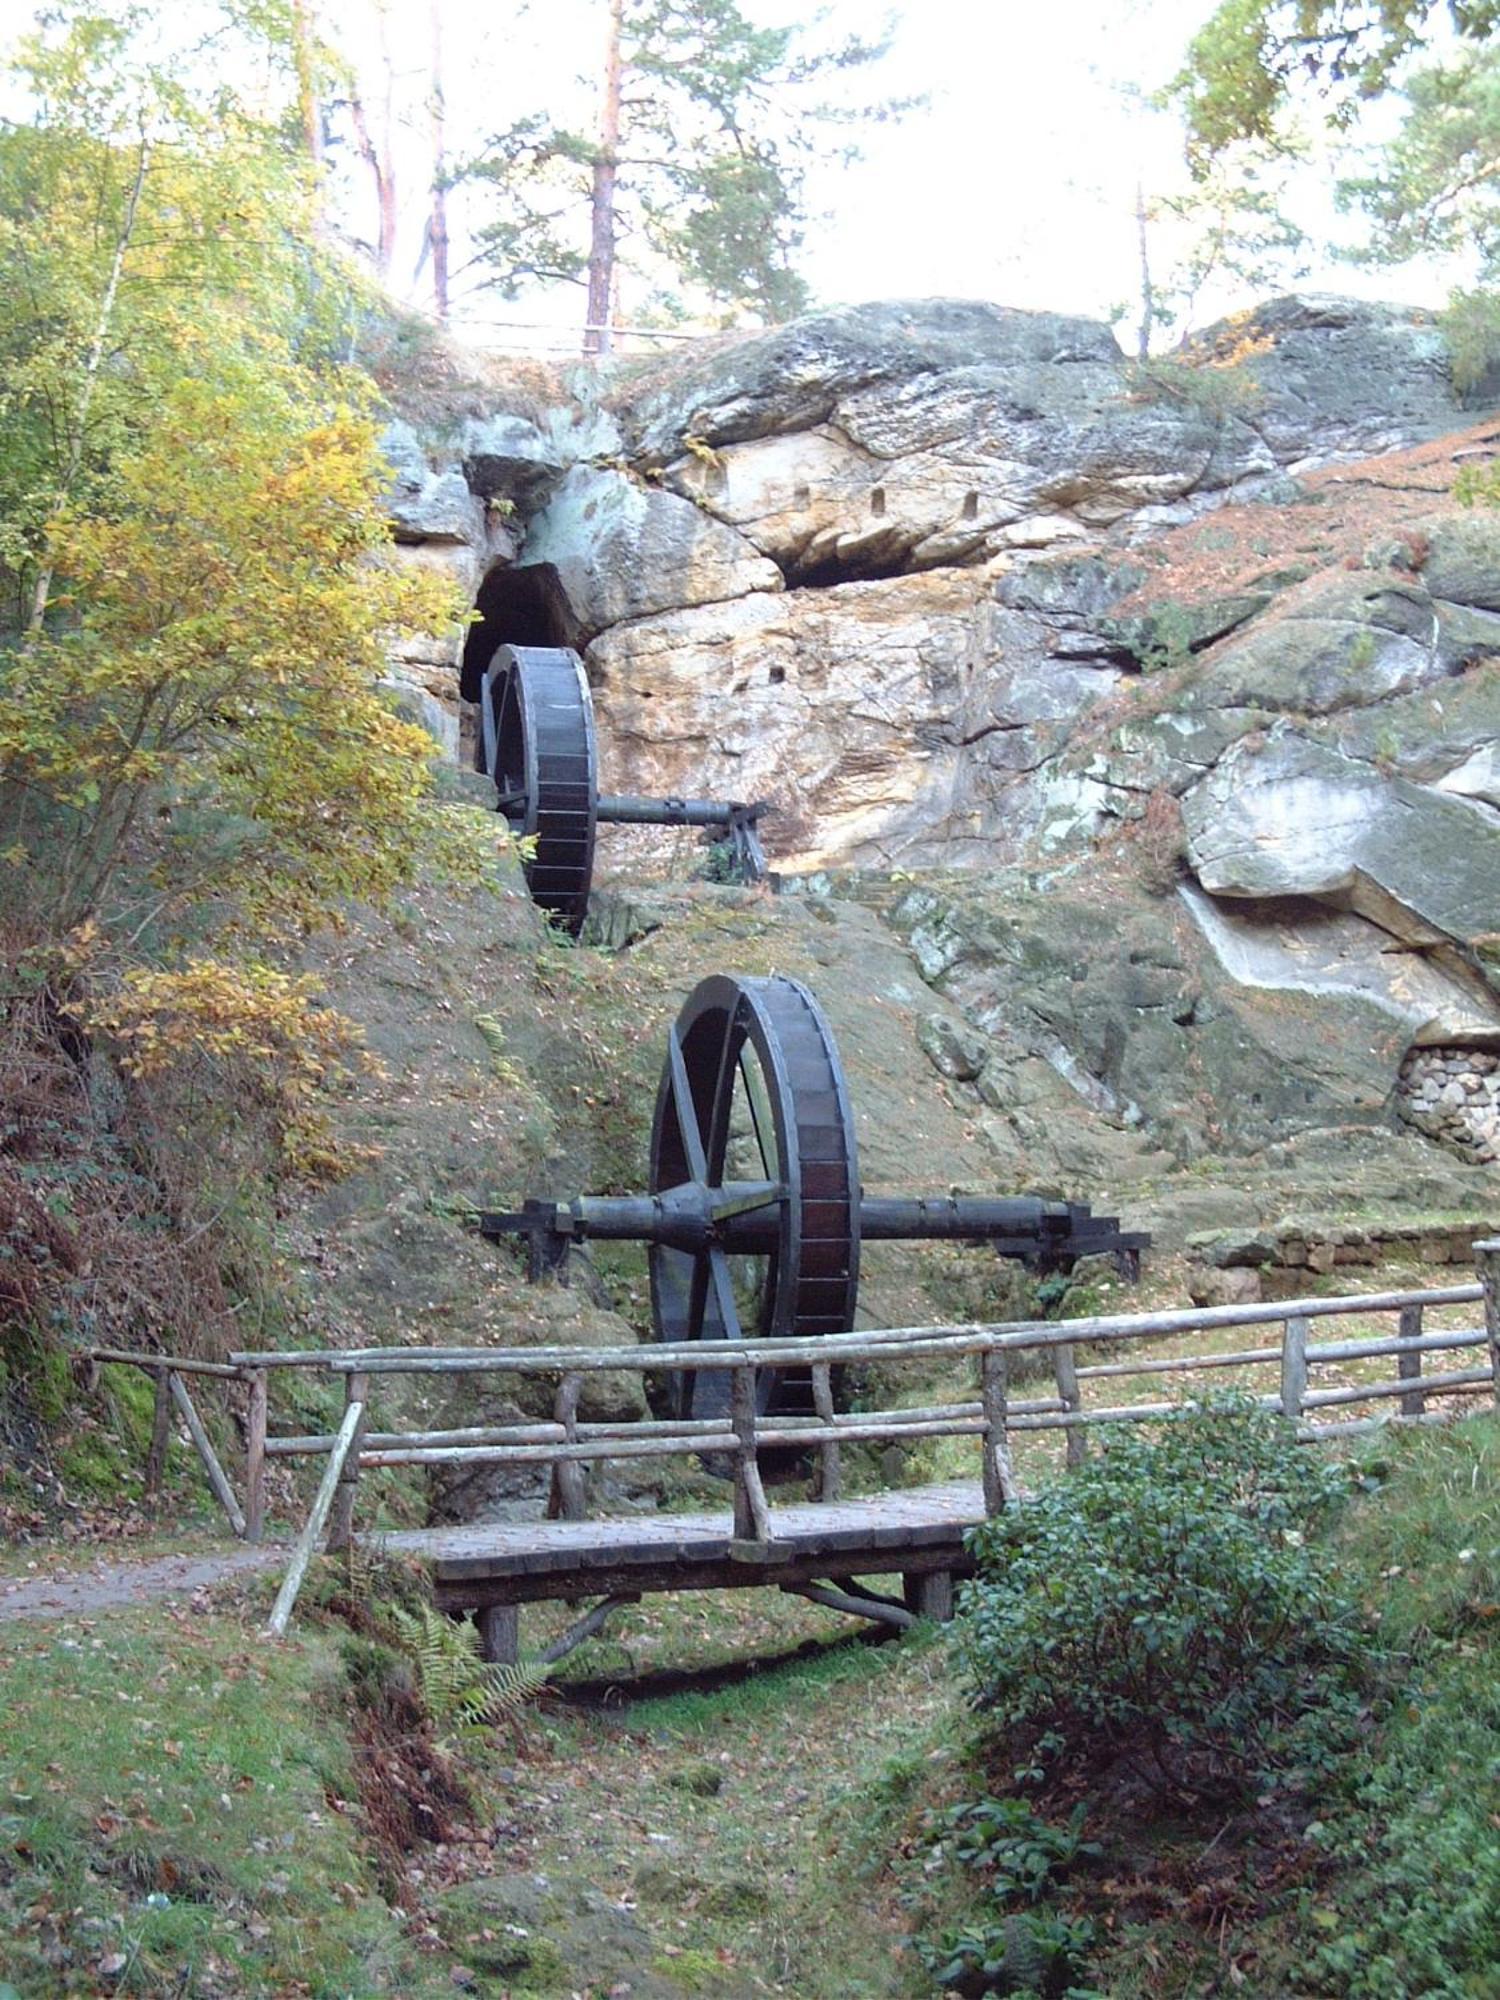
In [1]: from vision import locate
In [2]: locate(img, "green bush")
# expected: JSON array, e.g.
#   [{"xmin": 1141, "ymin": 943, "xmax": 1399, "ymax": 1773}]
[
  {"xmin": 959, "ymin": 1398, "xmax": 1364, "ymax": 1795},
  {"xmin": 915, "ymin": 1906, "xmax": 1098, "ymax": 1998}
]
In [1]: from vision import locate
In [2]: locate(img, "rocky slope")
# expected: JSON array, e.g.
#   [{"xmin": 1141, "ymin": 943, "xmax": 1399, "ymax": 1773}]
[{"xmin": 365, "ymin": 294, "xmax": 1498, "ymax": 1320}]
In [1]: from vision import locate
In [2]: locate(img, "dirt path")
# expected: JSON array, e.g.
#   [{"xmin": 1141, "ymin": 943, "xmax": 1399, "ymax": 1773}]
[{"xmin": 0, "ymin": 1543, "xmax": 285, "ymax": 1621}]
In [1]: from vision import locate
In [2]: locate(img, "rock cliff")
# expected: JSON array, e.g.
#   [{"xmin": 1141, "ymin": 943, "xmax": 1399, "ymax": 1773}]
[{"xmin": 375, "ymin": 293, "xmax": 1499, "ymax": 1209}]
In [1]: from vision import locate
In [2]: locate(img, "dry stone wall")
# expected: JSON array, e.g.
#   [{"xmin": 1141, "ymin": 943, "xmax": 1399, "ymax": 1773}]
[{"xmin": 1398, "ymin": 1047, "xmax": 1500, "ymax": 1165}]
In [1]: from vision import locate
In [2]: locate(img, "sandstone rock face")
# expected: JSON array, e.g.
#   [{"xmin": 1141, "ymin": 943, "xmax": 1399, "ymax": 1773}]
[
  {"xmin": 516, "ymin": 463, "xmax": 782, "ymax": 643},
  {"xmin": 381, "ymin": 291, "xmax": 1499, "ymax": 1179},
  {"xmin": 1182, "ymin": 724, "xmax": 1500, "ymax": 974}
]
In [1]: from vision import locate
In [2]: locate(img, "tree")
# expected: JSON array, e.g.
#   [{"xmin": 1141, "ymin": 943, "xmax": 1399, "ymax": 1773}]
[
  {"xmin": 0, "ymin": 2, "xmax": 332, "ymax": 630},
  {"xmin": 0, "ymin": 3, "xmax": 468, "ymax": 1176},
  {"xmin": 1172, "ymin": 0, "xmax": 1500, "ymax": 162},
  {"xmin": 460, "ymin": 0, "xmax": 905, "ymax": 338},
  {"xmin": 1144, "ymin": 147, "xmax": 1309, "ymax": 343}
]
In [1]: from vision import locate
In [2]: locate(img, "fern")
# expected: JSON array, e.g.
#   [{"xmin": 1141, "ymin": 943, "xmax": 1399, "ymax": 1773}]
[{"xmin": 387, "ymin": 1602, "xmax": 549, "ymax": 1746}]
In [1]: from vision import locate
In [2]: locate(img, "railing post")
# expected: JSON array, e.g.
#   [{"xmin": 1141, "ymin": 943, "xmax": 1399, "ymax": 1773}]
[
  {"xmin": 1052, "ymin": 1342, "xmax": 1086, "ymax": 1468},
  {"xmin": 811, "ymin": 1362, "xmax": 841, "ymax": 1502},
  {"xmin": 548, "ymin": 1372, "xmax": 587, "ymax": 1522},
  {"xmin": 1397, "ymin": 1302, "xmax": 1425, "ymax": 1418},
  {"xmin": 1281, "ymin": 1316, "xmax": 1309, "ymax": 1422},
  {"xmin": 980, "ymin": 1347, "xmax": 1017, "ymax": 1514},
  {"xmin": 244, "ymin": 1369, "xmax": 268, "ymax": 1543},
  {"xmin": 1478, "ymin": 1238, "xmax": 1500, "ymax": 1406},
  {"xmin": 325, "ymin": 1371, "xmax": 369, "ymax": 1552},
  {"xmin": 731, "ymin": 1362, "xmax": 771, "ymax": 1548},
  {"xmin": 143, "ymin": 1367, "xmax": 173, "ymax": 1502}
]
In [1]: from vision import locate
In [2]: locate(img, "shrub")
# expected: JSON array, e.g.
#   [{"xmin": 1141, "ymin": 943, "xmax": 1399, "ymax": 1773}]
[{"xmin": 959, "ymin": 1398, "xmax": 1364, "ymax": 1796}]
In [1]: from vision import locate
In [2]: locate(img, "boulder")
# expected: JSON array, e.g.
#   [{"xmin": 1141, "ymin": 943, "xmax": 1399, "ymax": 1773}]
[
  {"xmin": 1185, "ymin": 295, "xmax": 1458, "ymax": 460},
  {"xmin": 458, "ymin": 411, "xmax": 567, "ymax": 509},
  {"xmin": 378, "ymin": 420, "xmax": 487, "ymax": 547},
  {"xmin": 516, "ymin": 463, "xmax": 782, "ymax": 642},
  {"xmin": 1178, "ymin": 573, "xmax": 1500, "ymax": 718},
  {"xmin": 1182, "ymin": 723, "xmax": 1500, "ymax": 984}
]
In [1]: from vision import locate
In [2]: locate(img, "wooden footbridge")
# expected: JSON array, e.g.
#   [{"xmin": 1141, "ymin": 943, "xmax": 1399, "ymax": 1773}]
[{"xmin": 88, "ymin": 1237, "xmax": 1500, "ymax": 1661}]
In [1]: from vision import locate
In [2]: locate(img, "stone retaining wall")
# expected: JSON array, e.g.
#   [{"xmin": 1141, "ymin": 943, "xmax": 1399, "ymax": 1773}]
[{"xmin": 1398, "ymin": 1046, "xmax": 1500, "ymax": 1167}]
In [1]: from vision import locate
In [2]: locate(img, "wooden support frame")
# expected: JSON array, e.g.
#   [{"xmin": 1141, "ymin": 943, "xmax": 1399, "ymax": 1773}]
[
  {"xmin": 537, "ymin": 1593, "xmax": 640, "ymax": 1664},
  {"xmin": 1281, "ymin": 1315, "xmax": 1309, "ymax": 1421},
  {"xmin": 1052, "ymin": 1342, "xmax": 1085, "ymax": 1468},
  {"xmin": 325, "ymin": 1372, "xmax": 368, "ymax": 1553},
  {"xmin": 1397, "ymin": 1302, "xmax": 1425, "ymax": 1417},
  {"xmin": 980, "ymin": 1349, "xmax": 1017, "ymax": 1513},
  {"xmin": 143, "ymin": 1368, "xmax": 174, "ymax": 1501},
  {"xmin": 169, "ymin": 1372, "xmax": 246, "ymax": 1538},
  {"xmin": 266, "ymin": 1398, "xmax": 365, "ymax": 1639},
  {"xmin": 730, "ymin": 1365, "xmax": 772, "ymax": 1554},
  {"xmin": 780, "ymin": 1581, "xmax": 916, "ymax": 1632},
  {"xmin": 1479, "ymin": 1239, "xmax": 1500, "ymax": 1408},
  {"xmin": 244, "ymin": 1369, "xmax": 268, "ymax": 1544},
  {"xmin": 811, "ymin": 1362, "xmax": 841, "ymax": 1502}
]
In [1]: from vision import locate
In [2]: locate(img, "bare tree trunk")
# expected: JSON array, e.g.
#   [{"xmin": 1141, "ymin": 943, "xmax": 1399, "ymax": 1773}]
[
  {"xmin": 27, "ymin": 132, "xmax": 151, "ymax": 638},
  {"xmin": 584, "ymin": 0, "xmax": 624, "ymax": 357},
  {"xmin": 1135, "ymin": 179, "xmax": 1154, "ymax": 361},
  {"xmin": 293, "ymin": 0, "xmax": 323, "ymax": 168},
  {"xmin": 430, "ymin": 0, "xmax": 449, "ymax": 324},
  {"xmin": 348, "ymin": 2, "xmax": 398, "ymax": 278},
  {"xmin": 349, "ymin": 90, "xmax": 397, "ymax": 278}
]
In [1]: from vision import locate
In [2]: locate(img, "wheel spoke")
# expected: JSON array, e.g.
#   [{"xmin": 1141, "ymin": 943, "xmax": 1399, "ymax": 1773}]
[
  {"xmin": 705, "ymin": 1245, "xmax": 742, "ymax": 1343},
  {"xmin": 666, "ymin": 1023, "xmax": 710, "ymax": 1183},
  {"xmin": 737, "ymin": 1049, "xmax": 777, "ymax": 1178}
]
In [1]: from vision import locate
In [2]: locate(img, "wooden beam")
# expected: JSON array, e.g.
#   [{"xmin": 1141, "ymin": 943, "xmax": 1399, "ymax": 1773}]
[
  {"xmin": 780, "ymin": 1581, "xmax": 916, "ymax": 1631},
  {"xmin": 477, "ymin": 1603, "xmax": 519, "ymax": 1665},
  {"xmin": 1281, "ymin": 1316, "xmax": 1309, "ymax": 1422},
  {"xmin": 547, "ymin": 1372, "xmax": 587, "ymax": 1523},
  {"xmin": 1397, "ymin": 1302, "xmax": 1425, "ymax": 1417},
  {"xmin": 325, "ymin": 1372, "xmax": 369, "ymax": 1553},
  {"xmin": 1478, "ymin": 1238, "xmax": 1500, "ymax": 1408},
  {"xmin": 265, "ymin": 1399, "xmax": 364, "ymax": 1639},
  {"xmin": 1052, "ymin": 1341, "xmax": 1085, "ymax": 1468},
  {"xmin": 537, "ymin": 1593, "xmax": 639, "ymax": 1664},
  {"xmin": 169, "ymin": 1372, "xmax": 247, "ymax": 1538},
  {"xmin": 143, "ymin": 1369, "xmax": 173, "ymax": 1501},
  {"xmin": 225, "ymin": 1282, "xmax": 1484, "ymax": 1374},
  {"xmin": 811, "ymin": 1362, "xmax": 840, "ymax": 1503},
  {"xmin": 244, "ymin": 1369, "xmax": 268, "ymax": 1544}
]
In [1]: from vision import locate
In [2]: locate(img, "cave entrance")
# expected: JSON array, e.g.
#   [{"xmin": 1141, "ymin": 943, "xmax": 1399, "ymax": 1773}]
[{"xmin": 459, "ymin": 562, "xmax": 578, "ymax": 703}]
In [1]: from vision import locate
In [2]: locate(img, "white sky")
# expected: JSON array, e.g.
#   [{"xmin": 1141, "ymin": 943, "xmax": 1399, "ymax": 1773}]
[{"xmin": 2, "ymin": 0, "xmax": 1471, "ymax": 352}]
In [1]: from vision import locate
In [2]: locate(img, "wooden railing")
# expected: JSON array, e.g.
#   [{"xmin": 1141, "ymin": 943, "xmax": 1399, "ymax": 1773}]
[{"xmin": 92, "ymin": 1237, "xmax": 1500, "ymax": 1632}]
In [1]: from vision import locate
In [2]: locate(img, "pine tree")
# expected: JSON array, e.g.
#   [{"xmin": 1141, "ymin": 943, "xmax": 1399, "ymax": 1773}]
[{"xmin": 461, "ymin": 0, "xmax": 905, "ymax": 339}]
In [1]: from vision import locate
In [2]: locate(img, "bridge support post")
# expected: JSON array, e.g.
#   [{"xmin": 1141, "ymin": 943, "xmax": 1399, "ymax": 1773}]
[
  {"xmin": 326, "ymin": 1371, "xmax": 368, "ymax": 1552},
  {"xmin": 904, "ymin": 1571, "xmax": 955, "ymax": 1622},
  {"xmin": 477, "ymin": 1604, "xmax": 520, "ymax": 1665}
]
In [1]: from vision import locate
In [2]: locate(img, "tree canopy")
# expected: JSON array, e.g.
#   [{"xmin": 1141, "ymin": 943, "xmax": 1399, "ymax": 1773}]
[
  {"xmin": 461, "ymin": 0, "xmax": 906, "ymax": 330},
  {"xmin": 1173, "ymin": 0, "xmax": 1500, "ymax": 160}
]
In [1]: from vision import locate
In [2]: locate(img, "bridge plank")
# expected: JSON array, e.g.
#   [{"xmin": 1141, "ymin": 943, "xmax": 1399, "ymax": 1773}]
[{"xmin": 376, "ymin": 1479, "xmax": 987, "ymax": 1607}]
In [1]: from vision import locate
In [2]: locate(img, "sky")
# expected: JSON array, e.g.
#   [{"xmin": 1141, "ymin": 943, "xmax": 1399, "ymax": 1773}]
[
  {"xmin": 396, "ymin": 0, "xmax": 1466, "ymax": 352},
  {"xmin": 1, "ymin": 0, "xmax": 1470, "ymax": 354}
]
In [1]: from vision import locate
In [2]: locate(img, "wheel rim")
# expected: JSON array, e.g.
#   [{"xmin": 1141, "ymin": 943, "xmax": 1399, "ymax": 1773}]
[
  {"xmin": 647, "ymin": 975, "xmax": 860, "ymax": 1423},
  {"xmin": 482, "ymin": 645, "xmax": 597, "ymax": 933}
]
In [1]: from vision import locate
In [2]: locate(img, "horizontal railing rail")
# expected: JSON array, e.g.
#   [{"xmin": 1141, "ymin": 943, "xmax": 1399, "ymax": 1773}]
[{"xmin": 90, "ymin": 1236, "xmax": 1500, "ymax": 1635}]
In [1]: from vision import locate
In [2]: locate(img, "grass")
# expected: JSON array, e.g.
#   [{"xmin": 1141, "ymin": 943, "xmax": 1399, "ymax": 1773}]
[{"xmin": 0, "ymin": 1606, "xmax": 451, "ymax": 1997}]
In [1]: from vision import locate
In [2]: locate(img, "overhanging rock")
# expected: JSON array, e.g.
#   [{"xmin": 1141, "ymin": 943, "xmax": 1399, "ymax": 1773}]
[{"xmin": 1182, "ymin": 725, "xmax": 1500, "ymax": 997}]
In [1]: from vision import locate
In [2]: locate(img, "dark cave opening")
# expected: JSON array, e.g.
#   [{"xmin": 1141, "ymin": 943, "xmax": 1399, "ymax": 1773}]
[{"xmin": 459, "ymin": 562, "xmax": 579, "ymax": 703}]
